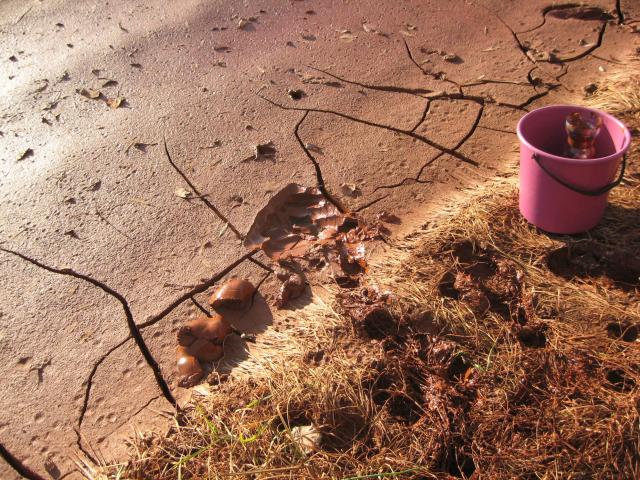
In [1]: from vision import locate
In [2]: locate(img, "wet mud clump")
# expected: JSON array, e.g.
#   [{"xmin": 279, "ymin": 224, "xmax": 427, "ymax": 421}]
[
  {"xmin": 546, "ymin": 241, "xmax": 640, "ymax": 289},
  {"xmin": 246, "ymin": 183, "xmax": 393, "ymax": 307},
  {"xmin": 176, "ymin": 314, "xmax": 232, "ymax": 386},
  {"xmin": 275, "ymin": 264, "xmax": 307, "ymax": 308},
  {"xmin": 243, "ymin": 183, "xmax": 343, "ymax": 260},
  {"xmin": 176, "ymin": 277, "xmax": 255, "ymax": 387},
  {"xmin": 337, "ymin": 287, "xmax": 397, "ymax": 339},
  {"xmin": 210, "ymin": 278, "xmax": 255, "ymax": 310},
  {"xmin": 438, "ymin": 240, "xmax": 526, "ymax": 320}
]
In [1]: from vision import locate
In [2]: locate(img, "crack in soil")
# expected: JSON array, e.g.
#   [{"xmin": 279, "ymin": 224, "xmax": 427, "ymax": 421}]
[
  {"xmin": 138, "ymin": 249, "xmax": 259, "ymax": 329},
  {"xmin": 293, "ymin": 110, "xmax": 346, "ymax": 213},
  {"xmin": 354, "ymin": 193, "xmax": 391, "ymax": 212},
  {"xmin": 72, "ymin": 248, "xmax": 264, "ymax": 459},
  {"xmin": 163, "ymin": 139, "xmax": 243, "ymax": 240},
  {"xmin": 258, "ymin": 95, "xmax": 478, "ymax": 166},
  {"xmin": 478, "ymin": 125, "xmax": 517, "ymax": 135},
  {"xmin": 0, "ymin": 443, "xmax": 46, "ymax": 480},
  {"xmin": 517, "ymin": 3, "xmax": 587, "ymax": 34},
  {"xmin": 306, "ymin": 65, "xmax": 433, "ymax": 96},
  {"xmin": 616, "ymin": 0, "xmax": 625, "ymax": 24},
  {"xmin": 76, "ymin": 338, "xmax": 131, "ymax": 461},
  {"xmin": 402, "ymin": 39, "xmax": 545, "ymax": 112},
  {"xmin": 0, "ymin": 248, "xmax": 176, "ymax": 409},
  {"xmin": 554, "ymin": 20, "xmax": 607, "ymax": 62},
  {"xmin": 410, "ymin": 99, "xmax": 432, "ymax": 133},
  {"xmin": 518, "ymin": 2, "xmax": 620, "ymax": 33},
  {"xmin": 488, "ymin": 3, "xmax": 612, "ymax": 68},
  {"xmin": 486, "ymin": 9, "xmax": 538, "ymax": 66},
  {"xmin": 373, "ymin": 100, "xmax": 485, "ymax": 193},
  {"xmin": 402, "ymin": 39, "xmax": 463, "ymax": 93},
  {"xmin": 2, "ymin": 4, "xmax": 624, "ymax": 471}
]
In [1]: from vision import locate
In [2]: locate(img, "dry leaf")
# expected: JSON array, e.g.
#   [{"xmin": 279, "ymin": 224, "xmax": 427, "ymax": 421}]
[
  {"xmin": 175, "ymin": 187, "xmax": 192, "ymax": 199},
  {"xmin": 244, "ymin": 141, "xmax": 277, "ymax": 161},
  {"xmin": 200, "ymin": 140, "xmax": 222, "ymax": 149},
  {"xmin": 341, "ymin": 183, "xmax": 362, "ymax": 197},
  {"xmin": 106, "ymin": 96, "xmax": 124, "ymax": 109},
  {"xmin": 305, "ymin": 143, "xmax": 323, "ymax": 153},
  {"xmin": 362, "ymin": 23, "xmax": 378, "ymax": 33},
  {"xmin": 399, "ymin": 30, "xmax": 415, "ymax": 37},
  {"xmin": 339, "ymin": 31, "xmax": 356, "ymax": 42},
  {"xmin": 32, "ymin": 80, "xmax": 49, "ymax": 93},
  {"xmin": 192, "ymin": 384, "xmax": 211, "ymax": 397},
  {"xmin": 78, "ymin": 88, "xmax": 101, "ymax": 99},
  {"xmin": 17, "ymin": 148, "xmax": 34, "ymax": 161},
  {"xmin": 288, "ymin": 89, "xmax": 305, "ymax": 100}
]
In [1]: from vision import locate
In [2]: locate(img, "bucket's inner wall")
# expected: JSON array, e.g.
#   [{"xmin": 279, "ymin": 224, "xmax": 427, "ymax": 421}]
[{"xmin": 520, "ymin": 107, "xmax": 620, "ymax": 159}]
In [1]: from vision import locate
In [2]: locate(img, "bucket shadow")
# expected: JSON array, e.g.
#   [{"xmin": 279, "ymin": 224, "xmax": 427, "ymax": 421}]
[{"xmin": 543, "ymin": 203, "xmax": 640, "ymax": 291}]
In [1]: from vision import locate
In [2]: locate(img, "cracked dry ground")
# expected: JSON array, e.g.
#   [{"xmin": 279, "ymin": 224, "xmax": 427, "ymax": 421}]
[{"xmin": 0, "ymin": 0, "xmax": 638, "ymax": 478}]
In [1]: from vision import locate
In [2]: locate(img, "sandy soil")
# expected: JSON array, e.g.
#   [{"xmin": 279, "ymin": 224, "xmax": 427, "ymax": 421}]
[{"xmin": 0, "ymin": 0, "xmax": 638, "ymax": 478}]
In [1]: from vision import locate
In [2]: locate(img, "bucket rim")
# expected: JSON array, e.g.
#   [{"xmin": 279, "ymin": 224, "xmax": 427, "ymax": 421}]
[{"xmin": 516, "ymin": 104, "xmax": 631, "ymax": 165}]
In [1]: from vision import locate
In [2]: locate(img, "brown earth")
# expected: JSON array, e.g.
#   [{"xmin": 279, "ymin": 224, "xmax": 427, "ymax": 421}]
[{"xmin": 0, "ymin": 0, "xmax": 638, "ymax": 478}]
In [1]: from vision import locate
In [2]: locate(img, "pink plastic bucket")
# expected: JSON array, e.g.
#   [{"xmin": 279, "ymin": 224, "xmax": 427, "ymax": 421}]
[{"xmin": 517, "ymin": 105, "xmax": 631, "ymax": 234}]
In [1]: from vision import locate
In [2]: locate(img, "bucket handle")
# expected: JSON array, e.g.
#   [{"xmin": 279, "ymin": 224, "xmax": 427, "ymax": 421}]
[{"xmin": 532, "ymin": 153, "xmax": 627, "ymax": 197}]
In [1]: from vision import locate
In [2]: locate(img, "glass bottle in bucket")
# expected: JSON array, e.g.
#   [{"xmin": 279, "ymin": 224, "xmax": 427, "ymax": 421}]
[{"xmin": 564, "ymin": 111, "xmax": 602, "ymax": 159}]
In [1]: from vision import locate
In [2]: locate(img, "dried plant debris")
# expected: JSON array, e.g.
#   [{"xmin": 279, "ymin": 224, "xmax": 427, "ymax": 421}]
[
  {"xmin": 210, "ymin": 278, "xmax": 255, "ymax": 310},
  {"xmin": 340, "ymin": 183, "xmax": 362, "ymax": 197},
  {"xmin": 78, "ymin": 87, "xmax": 101, "ymax": 99},
  {"xmin": 237, "ymin": 17, "xmax": 255, "ymax": 30},
  {"xmin": 337, "ymin": 30, "xmax": 356, "ymax": 42},
  {"xmin": 174, "ymin": 187, "xmax": 192, "ymax": 199},
  {"xmin": 106, "ymin": 96, "xmax": 124, "ymax": 109},
  {"xmin": 606, "ymin": 320, "xmax": 639, "ymax": 342},
  {"xmin": 17, "ymin": 148, "xmax": 34, "ymax": 161},
  {"xmin": 256, "ymin": 141, "xmax": 277, "ymax": 157},
  {"xmin": 291, "ymin": 425, "xmax": 321, "ymax": 454},
  {"xmin": 288, "ymin": 89, "xmax": 305, "ymax": 100},
  {"xmin": 442, "ymin": 53, "xmax": 461, "ymax": 63}
]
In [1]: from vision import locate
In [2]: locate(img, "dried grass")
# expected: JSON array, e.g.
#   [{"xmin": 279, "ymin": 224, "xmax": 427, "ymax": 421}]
[{"xmin": 95, "ymin": 73, "xmax": 640, "ymax": 479}]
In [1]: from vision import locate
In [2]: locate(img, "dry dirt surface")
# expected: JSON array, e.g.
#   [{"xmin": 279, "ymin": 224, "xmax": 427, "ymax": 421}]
[{"xmin": 0, "ymin": 0, "xmax": 638, "ymax": 478}]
